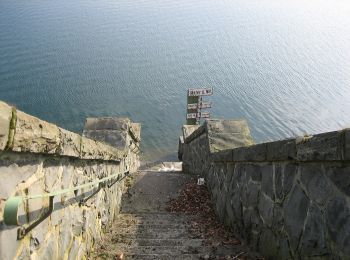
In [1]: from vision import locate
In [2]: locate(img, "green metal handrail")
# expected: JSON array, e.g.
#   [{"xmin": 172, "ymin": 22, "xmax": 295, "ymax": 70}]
[{"xmin": 3, "ymin": 170, "xmax": 129, "ymax": 239}]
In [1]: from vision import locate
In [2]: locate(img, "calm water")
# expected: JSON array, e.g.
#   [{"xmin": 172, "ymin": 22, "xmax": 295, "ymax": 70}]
[{"xmin": 1, "ymin": 0, "xmax": 350, "ymax": 160}]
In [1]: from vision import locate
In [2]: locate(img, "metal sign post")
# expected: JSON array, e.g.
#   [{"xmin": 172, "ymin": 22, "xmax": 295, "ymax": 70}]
[{"xmin": 186, "ymin": 88, "xmax": 213, "ymax": 125}]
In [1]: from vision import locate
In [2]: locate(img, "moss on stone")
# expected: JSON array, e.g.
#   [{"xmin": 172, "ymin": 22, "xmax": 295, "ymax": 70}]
[{"xmin": 5, "ymin": 107, "xmax": 17, "ymax": 150}]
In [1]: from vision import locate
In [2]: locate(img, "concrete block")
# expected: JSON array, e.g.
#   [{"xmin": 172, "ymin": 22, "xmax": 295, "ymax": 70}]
[
  {"xmin": 13, "ymin": 110, "xmax": 60, "ymax": 154},
  {"xmin": 0, "ymin": 101, "xmax": 13, "ymax": 150},
  {"xmin": 296, "ymin": 131, "xmax": 344, "ymax": 161},
  {"xmin": 266, "ymin": 138, "xmax": 296, "ymax": 161}
]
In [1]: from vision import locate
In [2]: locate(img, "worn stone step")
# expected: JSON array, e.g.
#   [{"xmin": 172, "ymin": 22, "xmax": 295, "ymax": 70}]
[
  {"xmin": 113, "ymin": 220, "xmax": 191, "ymax": 228},
  {"xmin": 100, "ymin": 245, "xmax": 212, "ymax": 255},
  {"xmin": 109, "ymin": 238, "xmax": 203, "ymax": 247},
  {"xmin": 115, "ymin": 213, "xmax": 191, "ymax": 221},
  {"xmin": 113, "ymin": 219, "xmax": 191, "ymax": 227},
  {"xmin": 110, "ymin": 228, "xmax": 191, "ymax": 239},
  {"xmin": 112, "ymin": 222, "xmax": 190, "ymax": 228},
  {"xmin": 124, "ymin": 253, "xmax": 202, "ymax": 260},
  {"xmin": 94, "ymin": 252, "xmax": 202, "ymax": 260},
  {"xmin": 110, "ymin": 223, "xmax": 190, "ymax": 230},
  {"xmin": 102, "ymin": 244, "xmax": 250, "ymax": 256}
]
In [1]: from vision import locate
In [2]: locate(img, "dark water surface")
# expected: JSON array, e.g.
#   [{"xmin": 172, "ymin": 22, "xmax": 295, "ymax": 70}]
[{"xmin": 1, "ymin": 0, "xmax": 350, "ymax": 160}]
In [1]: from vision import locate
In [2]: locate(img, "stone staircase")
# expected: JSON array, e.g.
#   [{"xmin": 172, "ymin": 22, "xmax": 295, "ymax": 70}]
[{"xmin": 92, "ymin": 167, "xmax": 258, "ymax": 259}]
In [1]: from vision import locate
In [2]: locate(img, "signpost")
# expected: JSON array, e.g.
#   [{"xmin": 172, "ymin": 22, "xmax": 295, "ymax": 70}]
[
  {"xmin": 188, "ymin": 88, "xmax": 213, "ymax": 97},
  {"xmin": 187, "ymin": 101, "xmax": 212, "ymax": 110},
  {"xmin": 186, "ymin": 88, "xmax": 213, "ymax": 125},
  {"xmin": 186, "ymin": 112, "xmax": 210, "ymax": 119}
]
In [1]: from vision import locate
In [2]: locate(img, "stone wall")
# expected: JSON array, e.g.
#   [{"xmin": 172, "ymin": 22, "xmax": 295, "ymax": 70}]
[
  {"xmin": 0, "ymin": 101, "xmax": 141, "ymax": 260},
  {"xmin": 181, "ymin": 119, "xmax": 253, "ymax": 175},
  {"xmin": 181, "ymin": 119, "xmax": 350, "ymax": 259}
]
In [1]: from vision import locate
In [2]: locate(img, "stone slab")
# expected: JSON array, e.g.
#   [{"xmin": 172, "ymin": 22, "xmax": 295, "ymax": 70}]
[
  {"xmin": 80, "ymin": 136, "xmax": 124, "ymax": 161},
  {"xmin": 325, "ymin": 164, "xmax": 350, "ymax": 197},
  {"xmin": 130, "ymin": 123, "xmax": 141, "ymax": 142},
  {"xmin": 182, "ymin": 125, "xmax": 200, "ymax": 140},
  {"xmin": 206, "ymin": 119, "xmax": 254, "ymax": 153},
  {"xmin": 13, "ymin": 110, "xmax": 60, "ymax": 154},
  {"xmin": 0, "ymin": 101, "xmax": 12, "ymax": 151},
  {"xmin": 266, "ymin": 138, "xmax": 296, "ymax": 161},
  {"xmin": 283, "ymin": 184, "xmax": 310, "ymax": 251},
  {"xmin": 345, "ymin": 129, "xmax": 350, "ymax": 160},
  {"xmin": 211, "ymin": 149, "xmax": 233, "ymax": 162},
  {"xmin": 57, "ymin": 128, "xmax": 81, "ymax": 157},
  {"xmin": 326, "ymin": 196, "xmax": 350, "ymax": 255},
  {"xmin": 83, "ymin": 129, "xmax": 127, "ymax": 150},
  {"xmin": 208, "ymin": 133, "xmax": 253, "ymax": 153},
  {"xmin": 0, "ymin": 155, "xmax": 39, "ymax": 198},
  {"xmin": 299, "ymin": 204, "xmax": 329, "ymax": 256},
  {"xmin": 296, "ymin": 131, "xmax": 344, "ymax": 161},
  {"xmin": 84, "ymin": 117, "xmax": 130, "ymax": 131},
  {"xmin": 206, "ymin": 119, "xmax": 252, "ymax": 134},
  {"xmin": 232, "ymin": 143, "xmax": 267, "ymax": 162}
]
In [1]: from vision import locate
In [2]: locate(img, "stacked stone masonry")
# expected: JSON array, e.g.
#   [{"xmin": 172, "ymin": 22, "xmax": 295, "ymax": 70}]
[
  {"xmin": 181, "ymin": 119, "xmax": 350, "ymax": 259},
  {"xmin": 0, "ymin": 101, "xmax": 141, "ymax": 259}
]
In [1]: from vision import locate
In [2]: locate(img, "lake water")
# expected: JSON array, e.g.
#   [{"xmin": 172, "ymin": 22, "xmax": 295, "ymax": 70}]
[{"xmin": 1, "ymin": 0, "xmax": 350, "ymax": 161}]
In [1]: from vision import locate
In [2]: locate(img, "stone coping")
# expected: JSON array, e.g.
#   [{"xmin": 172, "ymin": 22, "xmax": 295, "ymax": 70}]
[
  {"xmin": 129, "ymin": 123, "xmax": 141, "ymax": 143},
  {"xmin": 211, "ymin": 129, "xmax": 350, "ymax": 162},
  {"xmin": 0, "ymin": 101, "xmax": 126, "ymax": 161},
  {"xmin": 184, "ymin": 125, "xmax": 207, "ymax": 144}
]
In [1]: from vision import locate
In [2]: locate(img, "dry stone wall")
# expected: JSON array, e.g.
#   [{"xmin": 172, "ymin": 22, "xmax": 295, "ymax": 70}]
[
  {"xmin": 181, "ymin": 119, "xmax": 350, "ymax": 259},
  {"xmin": 0, "ymin": 101, "xmax": 141, "ymax": 260}
]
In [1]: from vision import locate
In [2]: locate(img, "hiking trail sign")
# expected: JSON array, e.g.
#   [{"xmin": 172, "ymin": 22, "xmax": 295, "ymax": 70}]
[{"xmin": 186, "ymin": 88, "xmax": 213, "ymax": 125}]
